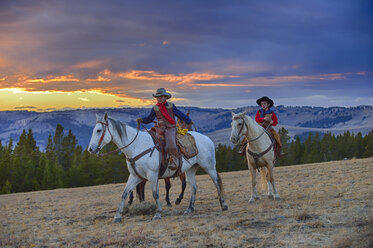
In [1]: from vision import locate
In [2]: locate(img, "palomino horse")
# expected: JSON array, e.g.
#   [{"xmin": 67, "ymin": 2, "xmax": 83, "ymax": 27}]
[
  {"xmin": 128, "ymin": 173, "xmax": 187, "ymax": 206},
  {"xmin": 230, "ymin": 111, "xmax": 280, "ymax": 203},
  {"xmin": 88, "ymin": 113, "xmax": 228, "ymax": 222}
]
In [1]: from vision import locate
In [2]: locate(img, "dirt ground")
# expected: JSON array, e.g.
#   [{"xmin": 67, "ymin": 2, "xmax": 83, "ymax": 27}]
[{"xmin": 1, "ymin": 158, "xmax": 372, "ymax": 247}]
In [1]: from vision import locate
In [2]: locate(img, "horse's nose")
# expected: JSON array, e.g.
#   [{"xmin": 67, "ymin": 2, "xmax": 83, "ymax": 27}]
[{"xmin": 88, "ymin": 147, "xmax": 93, "ymax": 153}]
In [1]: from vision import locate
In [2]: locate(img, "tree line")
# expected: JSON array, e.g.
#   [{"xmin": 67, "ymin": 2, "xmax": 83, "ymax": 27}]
[
  {"xmin": 1, "ymin": 125, "xmax": 372, "ymax": 194},
  {"xmin": 213, "ymin": 128, "xmax": 373, "ymax": 173}
]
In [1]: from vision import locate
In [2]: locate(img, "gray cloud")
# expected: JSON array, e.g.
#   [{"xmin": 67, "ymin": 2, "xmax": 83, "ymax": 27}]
[{"xmin": 0, "ymin": 0, "xmax": 372, "ymax": 107}]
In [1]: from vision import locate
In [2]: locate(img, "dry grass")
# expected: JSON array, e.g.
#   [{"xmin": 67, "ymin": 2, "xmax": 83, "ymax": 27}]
[{"xmin": 1, "ymin": 158, "xmax": 372, "ymax": 247}]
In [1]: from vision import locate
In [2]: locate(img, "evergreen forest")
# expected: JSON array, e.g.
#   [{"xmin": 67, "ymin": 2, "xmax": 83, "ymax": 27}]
[{"xmin": 1, "ymin": 125, "xmax": 372, "ymax": 194}]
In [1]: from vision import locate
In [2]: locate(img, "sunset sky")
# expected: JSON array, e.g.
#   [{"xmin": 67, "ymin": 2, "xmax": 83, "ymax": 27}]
[{"xmin": 0, "ymin": 0, "xmax": 372, "ymax": 111}]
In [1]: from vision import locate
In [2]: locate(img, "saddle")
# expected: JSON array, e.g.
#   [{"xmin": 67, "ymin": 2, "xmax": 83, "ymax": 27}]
[{"xmin": 149, "ymin": 120, "xmax": 198, "ymax": 178}]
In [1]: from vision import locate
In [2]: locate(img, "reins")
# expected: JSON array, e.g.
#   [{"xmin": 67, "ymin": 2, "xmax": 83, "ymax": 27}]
[
  {"xmin": 96, "ymin": 120, "xmax": 156, "ymax": 181},
  {"xmin": 97, "ymin": 120, "xmax": 140, "ymax": 157},
  {"xmin": 234, "ymin": 116, "xmax": 274, "ymax": 165},
  {"xmin": 233, "ymin": 116, "xmax": 271, "ymax": 142}
]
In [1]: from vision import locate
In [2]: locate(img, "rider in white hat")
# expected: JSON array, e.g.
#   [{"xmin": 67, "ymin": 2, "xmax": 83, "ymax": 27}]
[{"xmin": 137, "ymin": 88, "xmax": 192, "ymax": 169}]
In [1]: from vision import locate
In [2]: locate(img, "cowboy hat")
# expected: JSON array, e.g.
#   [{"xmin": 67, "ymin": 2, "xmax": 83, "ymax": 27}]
[
  {"xmin": 152, "ymin": 88, "xmax": 172, "ymax": 99},
  {"xmin": 256, "ymin": 96, "xmax": 274, "ymax": 108}
]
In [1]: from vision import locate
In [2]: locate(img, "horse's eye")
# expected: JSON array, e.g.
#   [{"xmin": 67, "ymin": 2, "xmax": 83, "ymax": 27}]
[
  {"xmin": 238, "ymin": 123, "xmax": 242, "ymax": 126},
  {"xmin": 97, "ymin": 129, "xmax": 102, "ymax": 133}
]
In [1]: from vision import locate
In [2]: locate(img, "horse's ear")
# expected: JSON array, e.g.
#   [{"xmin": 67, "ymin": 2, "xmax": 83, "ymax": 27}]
[
  {"xmin": 96, "ymin": 114, "xmax": 101, "ymax": 121},
  {"xmin": 104, "ymin": 113, "xmax": 108, "ymax": 121},
  {"xmin": 231, "ymin": 111, "xmax": 236, "ymax": 117},
  {"xmin": 242, "ymin": 109, "xmax": 248, "ymax": 116}
]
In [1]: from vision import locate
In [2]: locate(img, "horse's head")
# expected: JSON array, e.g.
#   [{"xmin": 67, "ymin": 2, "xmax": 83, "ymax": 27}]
[
  {"xmin": 230, "ymin": 110, "xmax": 248, "ymax": 144},
  {"xmin": 88, "ymin": 113, "xmax": 113, "ymax": 155}
]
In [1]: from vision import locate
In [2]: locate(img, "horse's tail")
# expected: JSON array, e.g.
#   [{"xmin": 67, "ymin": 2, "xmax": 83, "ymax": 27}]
[
  {"xmin": 260, "ymin": 168, "xmax": 268, "ymax": 191},
  {"xmin": 217, "ymin": 173, "xmax": 225, "ymax": 197}
]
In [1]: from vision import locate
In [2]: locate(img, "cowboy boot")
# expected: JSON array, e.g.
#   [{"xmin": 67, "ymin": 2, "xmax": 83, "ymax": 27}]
[
  {"xmin": 168, "ymin": 155, "xmax": 178, "ymax": 170},
  {"xmin": 167, "ymin": 148, "xmax": 179, "ymax": 170},
  {"xmin": 277, "ymin": 146, "xmax": 285, "ymax": 157}
]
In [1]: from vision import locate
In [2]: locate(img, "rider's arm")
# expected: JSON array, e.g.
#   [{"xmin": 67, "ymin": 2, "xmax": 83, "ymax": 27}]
[
  {"xmin": 255, "ymin": 110, "xmax": 264, "ymax": 123},
  {"xmin": 142, "ymin": 107, "xmax": 156, "ymax": 124},
  {"xmin": 173, "ymin": 105, "xmax": 192, "ymax": 124},
  {"xmin": 271, "ymin": 112, "xmax": 278, "ymax": 126}
]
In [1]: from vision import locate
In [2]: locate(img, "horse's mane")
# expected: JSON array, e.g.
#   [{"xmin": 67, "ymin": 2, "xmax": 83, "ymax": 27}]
[
  {"xmin": 108, "ymin": 117, "xmax": 127, "ymax": 141},
  {"xmin": 242, "ymin": 113, "xmax": 263, "ymax": 133}
]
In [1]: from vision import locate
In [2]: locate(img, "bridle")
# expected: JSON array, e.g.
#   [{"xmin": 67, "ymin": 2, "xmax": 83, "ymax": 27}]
[
  {"xmin": 97, "ymin": 120, "xmax": 113, "ymax": 148},
  {"xmin": 95, "ymin": 119, "xmax": 156, "ymax": 181},
  {"xmin": 233, "ymin": 115, "xmax": 274, "ymax": 165},
  {"xmin": 233, "ymin": 116, "xmax": 247, "ymax": 139},
  {"xmin": 96, "ymin": 119, "xmax": 140, "ymax": 156},
  {"xmin": 233, "ymin": 116, "xmax": 268, "ymax": 143}
]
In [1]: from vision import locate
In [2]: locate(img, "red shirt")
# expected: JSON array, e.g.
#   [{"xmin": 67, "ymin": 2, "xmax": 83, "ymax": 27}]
[{"xmin": 255, "ymin": 110, "xmax": 278, "ymax": 126}]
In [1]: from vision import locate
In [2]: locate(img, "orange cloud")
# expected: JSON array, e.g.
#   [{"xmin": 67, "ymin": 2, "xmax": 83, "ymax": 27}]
[
  {"xmin": 106, "ymin": 69, "xmax": 238, "ymax": 86},
  {"xmin": 26, "ymin": 75, "xmax": 80, "ymax": 83},
  {"xmin": 86, "ymin": 76, "xmax": 111, "ymax": 82},
  {"xmin": 73, "ymin": 59, "xmax": 108, "ymax": 69}
]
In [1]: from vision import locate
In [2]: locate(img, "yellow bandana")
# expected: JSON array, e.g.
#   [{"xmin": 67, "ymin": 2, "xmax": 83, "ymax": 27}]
[{"xmin": 177, "ymin": 128, "xmax": 188, "ymax": 135}]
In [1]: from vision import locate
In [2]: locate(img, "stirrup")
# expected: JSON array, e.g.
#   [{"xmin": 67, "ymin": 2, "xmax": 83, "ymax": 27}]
[{"xmin": 167, "ymin": 158, "xmax": 178, "ymax": 170}]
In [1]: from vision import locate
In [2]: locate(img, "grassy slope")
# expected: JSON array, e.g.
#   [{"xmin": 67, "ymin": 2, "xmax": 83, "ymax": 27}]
[{"xmin": 1, "ymin": 158, "xmax": 372, "ymax": 247}]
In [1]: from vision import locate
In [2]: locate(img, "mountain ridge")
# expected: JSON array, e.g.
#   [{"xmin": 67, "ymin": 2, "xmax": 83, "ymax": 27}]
[{"xmin": 0, "ymin": 105, "xmax": 372, "ymax": 149}]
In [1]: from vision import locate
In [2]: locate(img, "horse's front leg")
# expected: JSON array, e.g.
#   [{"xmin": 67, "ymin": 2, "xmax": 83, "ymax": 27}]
[
  {"xmin": 149, "ymin": 178, "xmax": 163, "ymax": 220},
  {"xmin": 114, "ymin": 174, "xmax": 142, "ymax": 223},
  {"xmin": 248, "ymin": 164, "xmax": 259, "ymax": 203},
  {"xmin": 184, "ymin": 166, "xmax": 198, "ymax": 214},
  {"xmin": 263, "ymin": 168, "xmax": 274, "ymax": 199}
]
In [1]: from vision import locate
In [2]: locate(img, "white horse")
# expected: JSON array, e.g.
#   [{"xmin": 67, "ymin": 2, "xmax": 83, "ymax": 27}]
[
  {"xmin": 88, "ymin": 113, "xmax": 228, "ymax": 222},
  {"xmin": 230, "ymin": 111, "xmax": 280, "ymax": 203}
]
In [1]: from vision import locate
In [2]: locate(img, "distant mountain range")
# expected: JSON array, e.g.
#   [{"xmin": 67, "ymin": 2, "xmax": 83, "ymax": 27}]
[{"xmin": 0, "ymin": 105, "xmax": 372, "ymax": 149}]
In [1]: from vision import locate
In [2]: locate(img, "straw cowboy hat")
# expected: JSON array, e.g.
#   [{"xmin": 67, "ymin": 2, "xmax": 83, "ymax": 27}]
[
  {"xmin": 152, "ymin": 88, "xmax": 172, "ymax": 99},
  {"xmin": 256, "ymin": 96, "xmax": 274, "ymax": 108}
]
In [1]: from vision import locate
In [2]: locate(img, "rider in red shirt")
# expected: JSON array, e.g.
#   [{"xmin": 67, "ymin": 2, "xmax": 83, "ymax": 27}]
[
  {"xmin": 255, "ymin": 96, "xmax": 284, "ymax": 157},
  {"xmin": 239, "ymin": 96, "xmax": 284, "ymax": 158}
]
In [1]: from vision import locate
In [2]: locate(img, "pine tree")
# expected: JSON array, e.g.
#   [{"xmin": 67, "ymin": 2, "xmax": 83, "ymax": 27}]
[
  {"xmin": 53, "ymin": 124, "xmax": 64, "ymax": 166},
  {"xmin": 362, "ymin": 130, "xmax": 373, "ymax": 157},
  {"xmin": 41, "ymin": 158, "xmax": 64, "ymax": 190},
  {"xmin": 278, "ymin": 127, "xmax": 291, "ymax": 166},
  {"xmin": 355, "ymin": 132, "xmax": 363, "ymax": 158},
  {"xmin": 290, "ymin": 136, "xmax": 303, "ymax": 165},
  {"xmin": 1, "ymin": 180, "xmax": 12, "ymax": 194},
  {"xmin": 60, "ymin": 130, "xmax": 77, "ymax": 171},
  {"xmin": 0, "ymin": 139, "xmax": 13, "ymax": 193}
]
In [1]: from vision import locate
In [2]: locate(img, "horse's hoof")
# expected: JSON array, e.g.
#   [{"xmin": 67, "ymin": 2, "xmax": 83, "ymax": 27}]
[
  {"xmin": 183, "ymin": 208, "xmax": 194, "ymax": 215},
  {"xmin": 249, "ymin": 199, "xmax": 255, "ymax": 204},
  {"xmin": 175, "ymin": 199, "xmax": 181, "ymax": 205},
  {"xmin": 222, "ymin": 205, "xmax": 228, "ymax": 211},
  {"xmin": 274, "ymin": 196, "xmax": 281, "ymax": 201},
  {"xmin": 268, "ymin": 195, "xmax": 274, "ymax": 200},
  {"xmin": 167, "ymin": 203, "xmax": 172, "ymax": 207},
  {"xmin": 114, "ymin": 217, "xmax": 122, "ymax": 223},
  {"xmin": 152, "ymin": 212, "xmax": 161, "ymax": 220}
]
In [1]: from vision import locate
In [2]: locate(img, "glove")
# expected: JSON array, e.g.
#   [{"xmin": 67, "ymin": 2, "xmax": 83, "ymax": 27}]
[{"xmin": 136, "ymin": 118, "xmax": 143, "ymax": 125}]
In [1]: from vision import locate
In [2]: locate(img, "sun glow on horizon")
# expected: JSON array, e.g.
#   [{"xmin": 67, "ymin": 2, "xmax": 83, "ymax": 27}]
[{"xmin": 0, "ymin": 88, "xmax": 153, "ymax": 111}]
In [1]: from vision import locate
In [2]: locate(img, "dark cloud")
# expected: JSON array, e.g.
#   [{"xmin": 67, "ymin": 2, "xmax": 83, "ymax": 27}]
[{"xmin": 0, "ymin": 0, "xmax": 372, "ymax": 107}]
